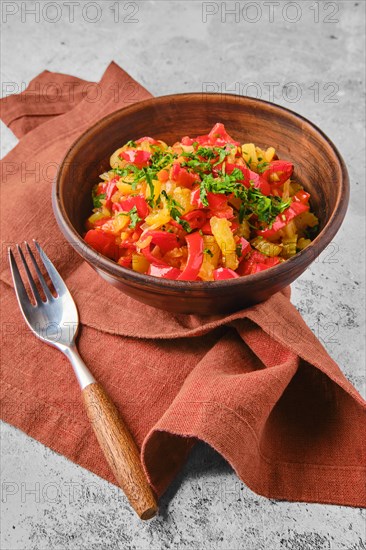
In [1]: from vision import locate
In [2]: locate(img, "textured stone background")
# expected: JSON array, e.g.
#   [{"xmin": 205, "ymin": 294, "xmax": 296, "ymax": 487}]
[{"xmin": 1, "ymin": 1, "xmax": 365, "ymax": 548}]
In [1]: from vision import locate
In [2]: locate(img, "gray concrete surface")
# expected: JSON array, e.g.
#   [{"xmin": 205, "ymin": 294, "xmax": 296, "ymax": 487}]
[{"xmin": 1, "ymin": 1, "xmax": 365, "ymax": 548}]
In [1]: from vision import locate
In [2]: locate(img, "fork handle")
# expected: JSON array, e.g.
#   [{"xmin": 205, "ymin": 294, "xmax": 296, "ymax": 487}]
[
  {"xmin": 64, "ymin": 346, "xmax": 158, "ymax": 520},
  {"xmin": 82, "ymin": 382, "xmax": 158, "ymax": 520}
]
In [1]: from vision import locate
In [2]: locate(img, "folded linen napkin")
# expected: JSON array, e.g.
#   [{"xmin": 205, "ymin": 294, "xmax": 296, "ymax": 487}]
[{"xmin": 1, "ymin": 62, "xmax": 365, "ymax": 507}]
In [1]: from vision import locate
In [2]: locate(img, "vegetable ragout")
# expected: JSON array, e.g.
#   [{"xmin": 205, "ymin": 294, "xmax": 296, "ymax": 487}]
[{"xmin": 84, "ymin": 123, "xmax": 318, "ymax": 281}]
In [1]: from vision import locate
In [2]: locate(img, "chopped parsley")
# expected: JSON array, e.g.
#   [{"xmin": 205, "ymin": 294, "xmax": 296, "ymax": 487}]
[
  {"xmin": 199, "ymin": 171, "xmax": 291, "ymax": 227},
  {"xmin": 181, "ymin": 145, "xmax": 232, "ymax": 174},
  {"xmin": 150, "ymin": 149, "xmax": 177, "ymax": 170},
  {"xmin": 128, "ymin": 206, "xmax": 142, "ymax": 229},
  {"xmin": 161, "ymin": 190, "xmax": 192, "ymax": 233},
  {"xmin": 114, "ymin": 150, "xmax": 178, "ymax": 205},
  {"xmin": 257, "ymin": 161, "xmax": 270, "ymax": 173},
  {"xmin": 118, "ymin": 206, "xmax": 142, "ymax": 228},
  {"xmin": 92, "ymin": 190, "xmax": 106, "ymax": 208},
  {"xmin": 112, "ymin": 167, "xmax": 133, "ymax": 182}
]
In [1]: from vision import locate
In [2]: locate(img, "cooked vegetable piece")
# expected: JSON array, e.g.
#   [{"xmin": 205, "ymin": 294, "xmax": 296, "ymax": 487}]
[
  {"xmin": 251, "ymin": 237, "xmax": 282, "ymax": 257},
  {"xmin": 210, "ymin": 216, "xmax": 239, "ymax": 270}
]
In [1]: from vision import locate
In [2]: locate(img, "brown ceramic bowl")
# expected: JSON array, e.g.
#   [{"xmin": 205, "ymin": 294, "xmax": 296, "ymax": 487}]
[{"xmin": 53, "ymin": 93, "xmax": 349, "ymax": 314}]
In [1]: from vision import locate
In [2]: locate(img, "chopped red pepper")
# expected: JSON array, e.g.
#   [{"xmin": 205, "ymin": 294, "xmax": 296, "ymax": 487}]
[
  {"xmin": 150, "ymin": 231, "xmax": 179, "ymax": 254},
  {"xmin": 208, "ymin": 123, "xmax": 240, "ymax": 146},
  {"xmin": 139, "ymin": 231, "xmax": 180, "ymax": 265},
  {"xmin": 103, "ymin": 177, "xmax": 119, "ymax": 209},
  {"xmin": 237, "ymin": 237, "xmax": 252, "ymax": 262},
  {"xmin": 119, "ymin": 241, "xmax": 138, "ymax": 250},
  {"xmin": 225, "ymin": 163, "xmax": 270, "ymax": 195},
  {"xmin": 251, "ymin": 263, "xmax": 271, "ymax": 273},
  {"xmin": 178, "ymin": 231, "xmax": 204, "ymax": 281},
  {"xmin": 250, "ymin": 256, "xmax": 281, "ymax": 274},
  {"xmin": 194, "ymin": 134, "xmax": 210, "ymax": 145},
  {"xmin": 191, "ymin": 189, "xmax": 233, "ymax": 218},
  {"xmin": 181, "ymin": 210, "xmax": 207, "ymax": 230},
  {"xmin": 144, "ymin": 230, "xmax": 180, "ymax": 254},
  {"xmin": 200, "ymin": 221, "xmax": 213, "ymax": 235},
  {"xmin": 257, "ymin": 200, "xmax": 309, "ymax": 238},
  {"xmin": 113, "ymin": 195, "xmax": 150, "ymax": 218},
  {"xmin": 237, "ymin": 250, "xmax": 281, "ymax": 275},
  {"xmin": 191, "ymin": 124, "xmax": 239, "ymax": 147},
  {"xmin": 293, "ymin": 189, "xmax": 310, "ymax": 204},
  {"xmin": 229, "ymin": 221, "xmax": 239, "ymax": 233},
  {"xmin": 171, "ymin": 162, "xmax": 200, "ymax": 188},
  {"xmin": 141, "ymin": 246, "xmax": 167, "ymax": 266},
  {"xmin": 248, "ymin": 170, "xmax": 271, "ymax": 196},
  {"xmin": 84, "ymin": 230, "xmax": 119, "ymax": 261},
  {"xmin": 208, "ymin": 206, "xmax": 234, "ymax": 219},
  {"xmin": 261, "ymin": 160, "xmax": 293, "ymax": 188},
  {"xmin": 120, "ymin": 150, "xmax": 151, "ymax": 169},
  {"xmin": 207, "ymin": 193, "xmax": 234, "ymax": 219},
  {"xmin": 118, "ymin": 251, "xmax": 133, "ymax": 267},
  {"xmin": 263, "ymin": 257, "xmax": 281, "ymax": 267},
  {"xmin": 148, "ymin": 264, "xmax": 181, "ymax": 279},
  {"xmin": 190, "ymin": 187, "xmax": 203, "ymax": 208},
  {"xmin": 213, "ymin": 268, "xmax": 240, "ymax": 280},
  {"xmin": 181, "ymin": 136, "xmax": 194, "ymax": 146}
]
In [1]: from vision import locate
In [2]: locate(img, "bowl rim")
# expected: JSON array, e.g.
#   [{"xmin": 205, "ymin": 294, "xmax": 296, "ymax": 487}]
[{"xmin": 53, "ymin": 92, "xmax": 350, "ymax": 289}]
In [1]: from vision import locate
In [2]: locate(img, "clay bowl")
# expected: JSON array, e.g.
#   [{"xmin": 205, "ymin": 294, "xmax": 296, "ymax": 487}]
[{"xmin": 53, "ymin": 93, "xmax": 349, "ymax": 314}]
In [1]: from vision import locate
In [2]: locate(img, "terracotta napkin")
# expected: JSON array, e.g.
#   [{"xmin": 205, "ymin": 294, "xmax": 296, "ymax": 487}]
[{"xmin": 1, "ymin": 62, "xmax": 365, "ymax": 508}]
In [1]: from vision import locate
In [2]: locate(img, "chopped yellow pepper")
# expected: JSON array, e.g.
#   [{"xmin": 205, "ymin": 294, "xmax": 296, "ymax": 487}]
[
  {"xmin": 110, "ymin": 147, "xmax": 127, "ymax": 169},
  {"xmin": 265, "ymin": 147, "xmax": 276, "ymax": 162},
  {"xmin": 210, "ymin": 217, "xmax": 238, "ymax": 270},
  {"xmin": 281, "ymin": 236, "xmax": 298, "ymax": 259},
  {"xmin": 297, "ymin": 238, "xmax": 312, "ymax": 250},
  {"xmin": 242, "ymin": 143, "xmax": 258, "ymax": 169},
  {"xmin": 251, "ymin": 237, "xmax": 282, "ymax": 257},
  {"xmin": 132, "ymin": 253, "xmax": 150, "ymax": 273}
]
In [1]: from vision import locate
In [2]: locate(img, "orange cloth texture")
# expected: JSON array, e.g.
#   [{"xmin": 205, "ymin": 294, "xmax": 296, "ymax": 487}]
[{"xmin": 1, "ymin": 62, "xmax": 365, "ymax": 507}]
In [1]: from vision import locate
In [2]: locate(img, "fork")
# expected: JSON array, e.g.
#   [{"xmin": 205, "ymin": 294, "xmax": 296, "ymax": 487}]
[{"xmin": 8, "ymin": 241, "xmax": 158, "ymax": 520}]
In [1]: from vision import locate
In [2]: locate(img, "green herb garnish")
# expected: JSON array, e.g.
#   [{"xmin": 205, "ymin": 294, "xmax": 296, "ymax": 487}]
[
  {"xmin": 128, "ymin": 206, "xmax": 142, "ymax": 229},
  {"xmin": 257, "ymin": 161, "xmax": 270, "ymax": 173},
  {"xmin": 199, "ymin": 171, "xmax": 291, "ymax": 227},
  {"xmin": 161, "ymin": 190, "xmax": 192, "ymax": 233},
  {"xmin": 92, "ymin": 191, "xmax": 106, "ymax": 208},
  {"xmin": 181, "ymin": 146, "xmax": 232, "ymax": 174}
]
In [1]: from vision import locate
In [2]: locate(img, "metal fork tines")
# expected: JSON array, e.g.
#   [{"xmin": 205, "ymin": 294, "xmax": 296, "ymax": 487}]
[
  {"xmin": 9, "ymin": 241, "xmax": 72, "ymax": 331},
  {"xmin": 7, "ymin": 241, "xmax": 158, "ymax": 520},
  {"xmin": 8, "ymin": 241, "xmax": 94, "ymax": 387}
]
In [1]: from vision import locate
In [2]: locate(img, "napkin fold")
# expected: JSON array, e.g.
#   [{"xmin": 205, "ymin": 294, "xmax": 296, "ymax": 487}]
[{"xmin": 1, "ymin": 62, "xmax": 365, "ymax": 507}]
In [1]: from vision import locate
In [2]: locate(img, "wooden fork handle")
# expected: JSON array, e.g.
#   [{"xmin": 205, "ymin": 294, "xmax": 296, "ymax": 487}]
[{"xmin": 82, "ymin": 382, "xmax": 158, "ymax": 520}]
